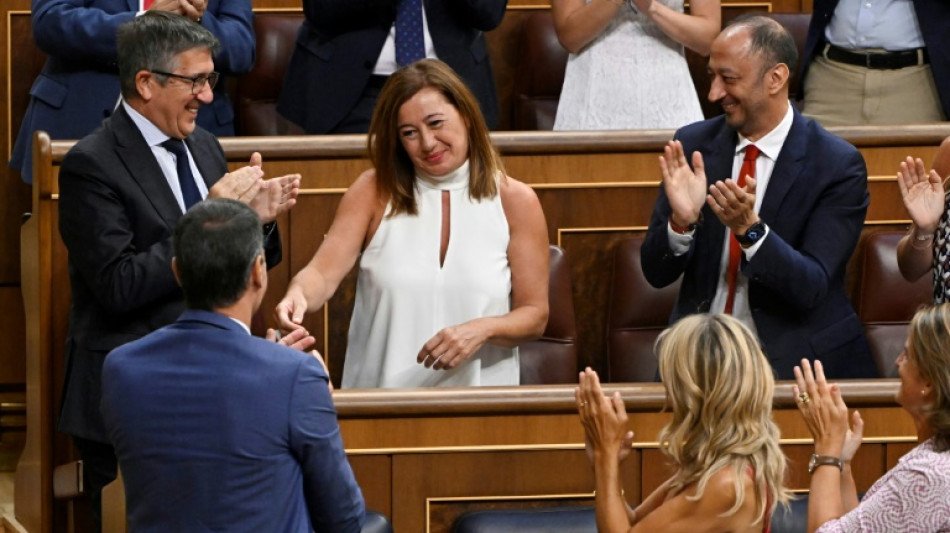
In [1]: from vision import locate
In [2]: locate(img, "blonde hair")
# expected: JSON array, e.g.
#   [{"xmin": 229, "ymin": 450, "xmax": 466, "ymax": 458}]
[
  {"xmin": 367, "ymin": 59, "xmax": 503, "ymax": 216},
  {"xmin": 656, "ymin": 314, "xmax": 790, "ymax": 524},
  {"xmin": 907, "ymin": 304, "xmax": 950, "ymax": 452}
]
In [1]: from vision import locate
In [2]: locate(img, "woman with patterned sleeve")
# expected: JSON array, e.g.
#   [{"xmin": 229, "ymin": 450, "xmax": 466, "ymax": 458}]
[{"xmin": 794, "ymin": 304, "xmax": 950, "ymax": 533}]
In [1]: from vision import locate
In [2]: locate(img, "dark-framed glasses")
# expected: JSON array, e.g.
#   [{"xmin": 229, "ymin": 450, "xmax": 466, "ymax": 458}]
[{"xmin": 150, "ymin": 70, "xmax": 220, "ymax": 94}]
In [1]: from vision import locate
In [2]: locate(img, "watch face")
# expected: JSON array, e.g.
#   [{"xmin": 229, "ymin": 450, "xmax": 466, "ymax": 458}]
[{"xmin": 808, "ymin": 454, "xmax": 817, "ymax": 473}]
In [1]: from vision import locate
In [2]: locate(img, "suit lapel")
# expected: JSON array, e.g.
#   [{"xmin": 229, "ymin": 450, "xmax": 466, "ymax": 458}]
[
  {"xmin": 702, "ymin": 122, "xmax": 739, "ymax": 254},
  {"xmin": 111, "ymin": 106, "xmax": 184, "ymax": 229},
  {"xmin": 126, "ymin": 0, "xmax": 138, "ymax": 12},
  {"xmin": 759, "ymin": 109, "xmax": 808, "ymax": 222},
  {"xmin": 185, "ymin": 135, "xmax": 221, "ymax": 191}
]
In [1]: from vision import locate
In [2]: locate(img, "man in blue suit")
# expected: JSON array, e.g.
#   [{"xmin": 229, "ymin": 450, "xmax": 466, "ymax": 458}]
[
  {"xmin": 101, "ymin": 198, "xmax": 365, "ymax": 532},
  {"xmin": 641, "ymin": 16, "xmax": 876, "ymax": 380},
  {"xmin": 10, "ymin": 0, "xmax": 255, "ymax": 183},
  {"xmin": 277, "ymin": 0, "xmax": 507, "ymax": 134}
]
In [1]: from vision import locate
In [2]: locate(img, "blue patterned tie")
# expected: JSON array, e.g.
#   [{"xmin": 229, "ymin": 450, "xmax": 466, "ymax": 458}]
[
  {"xmin": 395, "ymin": 0, "xmax": 425, "ymax": 67},
  {"xmin": 161, "ymin": 138, "xmax": 202, "ymax": 210}
]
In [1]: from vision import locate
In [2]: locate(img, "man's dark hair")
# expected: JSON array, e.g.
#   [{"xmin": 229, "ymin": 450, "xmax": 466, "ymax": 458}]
[
  {"xmin": 173, "ymin": 199, "xmax": 263, "ymax": 311},
  {"xmin": 117, "ymin": 11, "xmax": 220, "ymax": 99},
  {"xmin": 727, "ymin": 15, "xmax": 798, "ymax": 79}
]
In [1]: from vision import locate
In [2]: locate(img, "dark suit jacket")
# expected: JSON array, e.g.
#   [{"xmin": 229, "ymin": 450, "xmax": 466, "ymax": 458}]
[
  {"xmin": 101, "ymin": 310, "xmax": 366, "ymax": 532},
  {"xmin": 276, "ymin": 0, "xmax": 506, "ymax": 133},
  {"xmin": 641, "ymin": 108, "xmax": 876, "ymax": 380},
  {"xmin": 57, "ymin": 105, "xmax": 281, "ymax": 442},
  {"xmin": 10, "ymin": 0, "xmax": 255, "ymax": 182},
  {"xmin": 800, "ymin": 0, "xmax": 950, "ymax": 119}
]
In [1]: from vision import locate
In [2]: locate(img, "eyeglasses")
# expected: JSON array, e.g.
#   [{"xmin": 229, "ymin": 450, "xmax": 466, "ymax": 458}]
[{"xmin": 150, "ymin": 70, "xmax": 220, "ymax": 94}]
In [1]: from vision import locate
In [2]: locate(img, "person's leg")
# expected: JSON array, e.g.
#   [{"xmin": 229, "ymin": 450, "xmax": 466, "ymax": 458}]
[
  {"xmin": 802, "ymin": 56, "xmax": 867, "ymax": 126},
  {"xmin": 72, "ymin": 436, "xmax": 117, "ymax": 533},
  {"xmin": 863, "ymin": 65, "xmax": 945, "ymax": 124},
  {"xmin": 330, "ymin": 76, "xmax": 388, "ymax": 134}
]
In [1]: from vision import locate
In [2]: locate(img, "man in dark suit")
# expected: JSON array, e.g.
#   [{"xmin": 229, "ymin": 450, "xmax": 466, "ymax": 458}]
[
  {"xmin": 101, "ymin": 198, "xmax": 365, "ymax": 532},
  {"xmin": 277, "ymin": 0, "xmax": 507, "ymax": 134},
  {"xmin": 799, "ymin": 0, "xmax": 949, "ymax": 126},
  {"xmin": 641, "ymin": 16, "xmax": 876, "ymax": 380},
  {"xmin": 10, "ymin": 0, "xmax": 255, "ymax": 183},
  {"xmin": 57, "ymin": 12, "xmax": 299, "ymax": 527}
]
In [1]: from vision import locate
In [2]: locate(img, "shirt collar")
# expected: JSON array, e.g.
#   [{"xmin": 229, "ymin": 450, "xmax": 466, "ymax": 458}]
[
  {"xmin": 122, "ymin": 100, "xmax": 174, "ymax": 147},
  {"xmin": 735, "ymin": 103, "xmax": 794, "ymax": 161}
]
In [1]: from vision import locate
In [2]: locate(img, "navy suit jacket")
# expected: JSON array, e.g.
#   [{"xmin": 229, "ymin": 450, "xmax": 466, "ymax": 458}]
[
  {"xmin": 276, "ymin": 0, "xmax": 506, "ymax": 133},
  {"xmin": 10, "ymin": 0, "xmax": 255, "ymax": 182},
  {"xmin": 800, "ymin": 0, "xmax": 950, "ymax": 119},
  {"xmin": 57, "ymin": 105, "xmax": 281, "ymax": 442},
  {"xmin": 641, "ymin": 108, "xmax": 876, "ymax": 380},
  {"xmin": 101, "ymin": 310, "xmax": 366, "ymax": 532}
]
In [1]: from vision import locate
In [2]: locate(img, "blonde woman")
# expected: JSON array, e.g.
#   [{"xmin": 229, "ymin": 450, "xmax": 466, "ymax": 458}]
[{"xmin": 577, "ymin": 313, "xmax": 788, "ymax": 532}]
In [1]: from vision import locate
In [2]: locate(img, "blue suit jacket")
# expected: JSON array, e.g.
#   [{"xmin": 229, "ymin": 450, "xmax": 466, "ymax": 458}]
[
  {"xmin": 101, "ymin": 310, "xmax": 365, "ymax": 532},
  {"xmin": 276, "ymin": 0, "xmax": 506, "ymax": 133},
  {"xmin": 641, "ymin": 108, "xmax": 876, "ymax": 379},
  {"xmin": 799, "ymin": 0, "xmax": 950, "ymax": 119},
  {"xmin": 10, "ymin": 0, "xmax": 255, "ymax": 182}
]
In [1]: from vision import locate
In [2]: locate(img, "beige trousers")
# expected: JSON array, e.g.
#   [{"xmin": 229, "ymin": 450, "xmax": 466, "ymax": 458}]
[{"xmin": 803, "ymin": 55, "xmax": 945, "ymax": 127}]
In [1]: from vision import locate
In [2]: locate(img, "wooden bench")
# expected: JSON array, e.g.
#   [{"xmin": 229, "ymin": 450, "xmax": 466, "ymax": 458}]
[{"xmin": 12, "ymin": 126, "xmax": 949, "ymax": 533}]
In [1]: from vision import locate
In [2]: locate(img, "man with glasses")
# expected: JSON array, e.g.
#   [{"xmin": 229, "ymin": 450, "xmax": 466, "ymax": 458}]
[
  {"xmin": 11, "ymin": 0, "xmax": 256, "ymax": 184},
  {"xmin": 56, "ymin": 12, "xmax": 300, "ymax": 529}
]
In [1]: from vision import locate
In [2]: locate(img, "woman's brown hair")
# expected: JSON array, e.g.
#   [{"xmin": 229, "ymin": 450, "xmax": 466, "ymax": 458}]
[{"xmin": 367, "ymin": 59, "xmax": 503, "ymax": 216}]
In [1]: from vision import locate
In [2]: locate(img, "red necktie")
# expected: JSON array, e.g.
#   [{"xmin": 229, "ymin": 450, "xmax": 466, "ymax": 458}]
[
  {"xmin": 143, "ymin": 0, "xmax": 154, "ymax": 9},
  {"xmin": 724, "ymin": 144, "xmax": 759, "ymax": 315}
]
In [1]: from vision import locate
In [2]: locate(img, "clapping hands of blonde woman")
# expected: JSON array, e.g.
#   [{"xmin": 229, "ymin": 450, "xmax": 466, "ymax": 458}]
[
  {"xmin": 898, "ymin": 156, "xmax": 945, "ymax": 234},
  {"xmin": 417, "ymin": 322, "xmax": 489, "ymax": 370},
  {"xmin": 576, "ymin": 368, "xmax": 633, "ymax": 462},
  {"xmin": 793, "ymin": 359, "xmax": 852, "ymax": 457}
]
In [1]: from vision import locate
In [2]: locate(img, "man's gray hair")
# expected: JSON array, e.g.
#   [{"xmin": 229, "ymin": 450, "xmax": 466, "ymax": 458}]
[{"xmin": 117, "ymin": 11, "xmax": 220, "ymax": 99}]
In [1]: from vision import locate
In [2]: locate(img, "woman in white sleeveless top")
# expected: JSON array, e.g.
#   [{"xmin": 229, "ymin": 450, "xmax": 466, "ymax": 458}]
[
  {"xmin": 275, "ymin": 59, "xmax": 549, "ymax": 388},
  {"xmin": 552, "ymin": 0, "xmax": 720, "ymax": 131}
]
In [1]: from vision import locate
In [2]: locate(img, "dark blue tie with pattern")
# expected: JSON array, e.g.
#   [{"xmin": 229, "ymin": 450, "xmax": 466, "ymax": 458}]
[
  {"xmin": 161, "ymin": 138, "xmax": 202, "ymax": 210},
  {"xmin": 395, "ymin": 0, "xmax": 425, "ymax": 67}
]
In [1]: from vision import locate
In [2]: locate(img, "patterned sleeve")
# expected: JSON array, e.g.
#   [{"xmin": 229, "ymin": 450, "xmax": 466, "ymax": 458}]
[{"xmin": 816, "ymin": 455, "xmax": 950, "ymax": 533}]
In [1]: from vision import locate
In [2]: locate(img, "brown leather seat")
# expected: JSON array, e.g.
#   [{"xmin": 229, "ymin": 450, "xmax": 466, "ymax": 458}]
[
  {"xmin": 235, "ymin": 13, "xmax": 305, "ymax": 136},
  {"xmin": 510, "ymin": 11, "xmax": 568, "ymax": 131},
  {"xmin": 520, "ymin": 245, "xmax": 579, "ymax": 384},
  {"xmin": 851, "ymin": 230, "xmax": 932, "ymax": 377},
  {"xmin": 605, "ymin": 236, "xmax": 680, "ymax": 382}
]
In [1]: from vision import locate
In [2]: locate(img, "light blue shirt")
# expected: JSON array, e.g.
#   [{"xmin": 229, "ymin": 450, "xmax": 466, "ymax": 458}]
[
  {"xmin": 826, "ymin": 0, "xmax": 925, "ymax": 51},
  {"xmin": 122, "ymin": 101, "xmax": 208, "ymax": 213}
]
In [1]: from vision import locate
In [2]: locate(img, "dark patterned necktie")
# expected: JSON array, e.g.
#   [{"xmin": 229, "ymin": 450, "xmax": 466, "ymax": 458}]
[
  {"xmin": 161, "ymin": 138, "xmax": 202, "ymax": 211},
  {"xmin": 395, "ymin": 0, "xmax": 425, "ymax": 67}
]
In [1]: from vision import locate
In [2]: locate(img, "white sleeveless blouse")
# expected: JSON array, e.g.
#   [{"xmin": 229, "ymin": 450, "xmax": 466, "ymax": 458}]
[{"xmin": 341, "ymin": 161, "xmax": 520, "ymax": 388}]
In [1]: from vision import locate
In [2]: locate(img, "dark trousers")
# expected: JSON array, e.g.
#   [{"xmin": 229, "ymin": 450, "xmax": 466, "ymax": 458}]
[{"xmin": 72, "ymin": 436, "xmax": 117, "ymax": 533}]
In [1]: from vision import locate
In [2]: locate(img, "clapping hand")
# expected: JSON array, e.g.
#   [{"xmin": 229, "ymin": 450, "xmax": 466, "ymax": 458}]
[
  {"xmin": 659, "ymin": 140, "xmax": 707, "ymax": 228},
  {"xmin": 707, "ymin": 175, "xmax": 758, "ymax": 236},
  {"xmin": 576, "ymin": 368, "xmax": 633, "ymax": 463},
  {"xmin": 793, "ymin": 359, "xmax": 851, "ymax": 457},
  {"xmin": 209, "ymin": 152, "xmax": 301, "ymax": 223},
  {"xmin": 897, "ymin": 156, "xmax": 945, "ymax": 235}
]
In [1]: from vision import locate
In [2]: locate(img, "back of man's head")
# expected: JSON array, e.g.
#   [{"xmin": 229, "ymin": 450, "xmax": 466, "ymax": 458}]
[
  {"xmin": 173, "ymin": 199, "xmax": 263, "ymax": 311},
  {"xmin": 726, "ymin": 15, "xmax": 798, "ymax": 88},
  {"xmin": 117, "ymin": 11, "xmax": 220, "ymax": 100}
]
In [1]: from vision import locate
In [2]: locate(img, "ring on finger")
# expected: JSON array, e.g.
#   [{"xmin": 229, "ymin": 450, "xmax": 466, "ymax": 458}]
[{"xmin": 798, "ymin": 392, "xmax": 811, "ymax": 404}]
